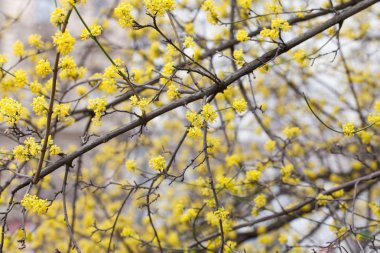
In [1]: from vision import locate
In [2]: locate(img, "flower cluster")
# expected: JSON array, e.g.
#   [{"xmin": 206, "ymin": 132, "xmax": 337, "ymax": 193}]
[
  {"xmin": 260, "ymin": 18, "xmax": 291, "ymax": 40},
  {"xmin": 232, "ymin": 97, "xmax": 247, "ymax": 113},
  {"xmin": 144, "ymin": 0, "xmax": 176, "ymax": 17},
  {"xmin": 32, "ymin": 96, "xmax": 49, "ymax": 116},
  {"xmin": 114, "ymin": 2, "xmax": 134, "ymax": 28},
  {"xmin": 342, "ymin": 122, "xmax": 355, "ymax": 137},
  {"xmin": 52, "ymin": 30, "xmax": 76, "ymax": 55},
  {"xmin": 13, "ymin": 137, "xmax": 41, "ymax": 162},
  {"xmin": 88, "ymin": 97, "xmax": 107, "ymax": 125},
  {"xmin": 233, "ymin": 49, "xmax": 244, "ymax": 66},
  {"xmin": 202, "ymin": 0, "xmax": 219, "ymax": 25},
  {"xmin": 50, "ymin": 8, "xmax": 66, "ymax": 26},
  {"xmin": 149, "ymin": 155, "xmax": 166, "ymax": 172},
  {"xmin": 80, "ymin": 23, "xmax": 103, "ymax": 40},
  {"xmin": 130, "ymin": 95, "xmax": 149, "ymax": 112},
  {"xmin": 35, "ymin": 59, "xmax": 52, "ymax": 77},
  {"xmin": 21, "ymin": 194, "xmax": 49, "ymax": 215},
  {"xmin": 236, "ymin": 29, "xmax": 250, "ymax": 42},
  {"xmin": 0, "ymin": 97, "xmax": 25, "ymax": 126}
]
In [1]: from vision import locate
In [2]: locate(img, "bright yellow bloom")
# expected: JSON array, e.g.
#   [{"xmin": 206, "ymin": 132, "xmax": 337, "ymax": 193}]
[
  {"xmin": 0, "ymin": 54, "xmax": 7, "ymax": 66},
  {"xmin": 35, "ymin": 59, "xmax": 52, "ymax": 77},
  {"xmin": 88, "ymin": 97, "xmax": 107, "ymax": 125},
  {"xmin": 12, "ymin": 40, "xmax": 24, "ymax": 57},
  {"xmin": 187, "ymin": 127, "xmax": 203, "ymax": 138},
  {"xmin": 144, "ymin": 0, "xmax": 176, "ymax": 17},
  {"xmin": 167, "ymin": 84, "xmax": 180, "ymax": 99},
  {"xmin": 14, "ymin": 70, "xmax": 28, "ymax": 88},
  {"xmin": 13, "ymin": 137, "xmax": 42, "ymax": 162},
  {"xmin": 52, "ymin": 103, "xmax": 70, "ymax": 120},
  {"xmin": 52, "ymin": 30, "xmax": 76, "ymax": 55},
  {"xmin": 114, "ymin": 2, "xmax": 134, "ymax": 28},
  {"xmin": 49, "ymin": 145, "xmax": 61, "ymax": 156},
  {"xmin": 0, "ymin": 97, "xmax": 25, "ymax": 126},
  {"xmin": 28, "ymin": 34, "xmax": 43, "ymax": 49},
  {"xmin": 233, "ymin": 49, "xmax": 244, "ymax": 66},
  {"xmin": 293, "ymin": 49, "xmax": 308, "ymax": 66},
  {"xmin": 316, "ymin": 193, "xmax": 333, "ymax": 206},
  {"xmin": 342, "ymin": 122, "xmax": 355, "ymax": 137},
  {"xmin": 149, "ymin": 155, "xmax": 166, "ymax": 172},
  {"xmin": 265, "ymin": 3, "xmax": 283, "ymax": 14},
  {"xmin": 130, "ymin": 95, "xmax": 149, "ymax": 111},
  {"xmin": 246, "ymin": 170, "xmax": 261, "ymax": 182},
  {"xmin": 21, "ymin": 194, "xmax": 49, "ymax": 215},
  {"xmin": 184, "ymin": 36, "xmax": 195, "ymax": 48},
  {"xmin": 271, "ymin": 18, "xmax": 291, "ymax": 32},
  {"xmin": 50, "ymin": 8, "xmax": 66, "ymax": 26},
  {"xmin": 32, "ymin": 96, "xmax": 48, "ymax": 116},
  {"xmin": 236, "ymin": 29, "xmax": 250, "ymax": 42},
  {"xmin": 264, "ymin": 139, "xmax": 276, "ymax": 151},
  {"xmin": 201, "ymin": 103, "xmax": 217, "ymax": 123},
  {"xmin": 80, "ymin": 23, "xmax": 103, "ymax": 40},
  {"xmin": 282, "ymin": 126, "xmax": 301, "ymax": 138},
  {"xmin": 202, "ymin": 0, "xmax": 219, "ymax": 25},
  {"xmin": 59, "ymin": 55, "xmax": 76, "ymax": 69},
  {"xmin": 254, "ymin": 194, "xmax": 267, "ymax": 208},
  {"xmin": 232, "ymin": 98, "xmax": 247, "ymax": 113}
]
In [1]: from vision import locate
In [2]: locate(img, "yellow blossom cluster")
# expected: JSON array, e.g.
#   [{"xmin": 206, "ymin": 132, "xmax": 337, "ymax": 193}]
[
  {"xmin": 13, "ymin": 137, "xmax": 41, "ymax": 162},
  {"xmin": 114, "ymin": 2, "xmax": 134, "ymax": 28},
  {"xmin": 149, "ymin": 155, "xmax": 166, "ymax": 172},
  {"xmin": 342, "ymin": 122, "xmax": 355, "ymax": 137},
  {"xmin": 202, "ymin": 0, "xmax": 219, "ymax": 25},
  {"xmin": 236, "ymin": 29, "xmax": 250, "ymax": 42},
  {"xmin": 0, "ymin": 97, "xmax": 26, "ymax": 126},
  {"xmin": 52, "ymin": 30, "xmax": 76, "ymax": 55},
  {"xmin": 260, "ymin": 18, "xmax": 291, "ymax": 40},
  {"xmin": 88, "ymin": 97, "xmax": 107, "ymax": 125},
  {"xmin": 21, "ymin": 194, "xmax": 49, "ymax": 215},
  {"xmin": 80, "ymin": 23, "xmax": 103, "ymax": 40},
  {"xmin": 144, "ymin": 0, "xmax": 176, "ymax": 17}
]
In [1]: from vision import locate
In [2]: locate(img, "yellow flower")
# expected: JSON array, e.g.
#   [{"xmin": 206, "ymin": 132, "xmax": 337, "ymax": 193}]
[
  {"xmin": 32, "ymin": 96, "xmax": 48, "ymax": 116},
  {"xmin": 80, "ymin": 23, "xmax": 103, "ymax": 40},
  {"xmin": 88, "ymin": 97, "xmax": 107, "ymax": 125},
  {"xmin": 21, "ymin": 194, "xmax": 49, "ymax": 215},
  {"xmin": 125, "ymin": 159, "xmax": 137, "ymax": 171},
  {"xmin": 264, "ymin": 140, "xmax": 276, "ymax": 151},
  {"xmin": 49, "ymin": 145, "xmax": 61, "ymax": 156},
  {"xmin": 254, "ymin": 194, "xmax": 267, "ymax": 208},
  {"xmin": 144, "ymin": 0, "xmax": 176, "ymax": 17},
  {"xmin": 246, "ymin": 170, "xmax": 261, "ymax": 182},
  {"xmin": 202, "ymin": 0, "xmax": 219, "ymax": 25},
  {"xmin": 265, "ymin": 3, "xmax": 282, "ymax": 14},
  {"xmin": 282, "ymin": 126, "xmax": 301, "ymax": 138},
  {"xmin": 114, "ymin": 2, "xmax": 134, "ymax": 28},
  {"xmin": 130, "ymin": 95, "xmax": 149, "ymax": 112},
  {"xmin": 187, "ymin": 127, "xmax": 203, "ymax": 138},
  {"xmin": 316, "ymin": 193, "xmax": 333, "ymax": 206},
  {"xmin": 236, "ymin": 29, "xmax": 250, "ymax": 42},
  {"xmin": 52, "ymin": 30, "xmax": 76, "ymax": 55},
  {"xmin": 0, "ymin": 97, "xmax": 26, "ymax": 126},
  {"xmin": 50, "ymin": 8, "xmax": 66, "ymax": 26},
  {"xmin": 35, "ymin": 59, "xmax": 52, "ymax": 77},
  {"xmin": 201, "ymin": 103, "xmax": 217, "ymax": 123},
  {"xmin": 232, "ymin": 98, "xmax": 247, "ymax": 113},
  {"xmin": 52, "ymin": 103, "xmax": 70, "ymax": 121},
  {"xmin": 293, "ymin": 49, "xmax": 308, "ymax": 66},
  {"xmin": 14, "ymin": 70, "xmax": 28, "ymax": 88},
  {"xmin": 0, "ymin": 54, "xmax": 7, "ymax": 66},
  {"xmin": 12, "ymin": 40, "xmax": 24, "ymax": 57},
  {"xmin": 167, "ymin": 84, "xmax": 180, "ymax": 100},
  {"xmin": 233, "ymin": 49, "xmax": 244, "ymax": 66},
  {"xmin": 28, "ymin": 34, "xmax": 43, "ymax": 49},
  {"xmin": 149, "ymin": 155, "xmax": 166, "ymax": 172},
  {"xmin": 342, "ymin": 122, "xmax": 355, "ymax": 137},
  {"xmin": 184, "ymin": 36, "xmax": 195, "ymax": 48}
]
